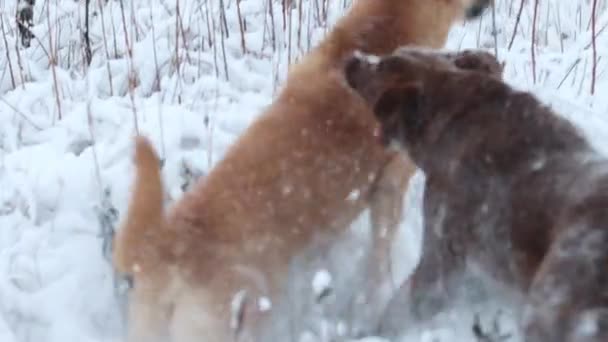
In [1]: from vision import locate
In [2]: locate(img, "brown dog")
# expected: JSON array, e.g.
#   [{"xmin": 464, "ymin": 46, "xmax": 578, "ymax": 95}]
[
  {"xmin": 113, "ymin": 1, "xmax": 492, "ymax": 341},
  {"xmin": 344, "ymin": 47, "xmax": 608, "ymax": 341}
]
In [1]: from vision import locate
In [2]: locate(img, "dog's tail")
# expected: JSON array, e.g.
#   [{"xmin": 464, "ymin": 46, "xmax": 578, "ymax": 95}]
[{"xmin": 113, "ymin": 136, "xmax": 167, "ymax": 275}]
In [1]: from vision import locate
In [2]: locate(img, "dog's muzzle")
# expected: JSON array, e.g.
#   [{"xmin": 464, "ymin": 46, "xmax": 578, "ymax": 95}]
[{"xmin": 465, "ymin": 0, "xmax": 492, "ymax": 19}]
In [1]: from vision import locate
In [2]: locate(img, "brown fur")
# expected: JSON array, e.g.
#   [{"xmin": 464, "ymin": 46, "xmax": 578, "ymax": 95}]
[
  {"xmin": 114, "ymin": 1, "xmax": 491, "ymax": 341},
  {"xmin": 345, "ymin": 47, "xmax": 608, "ymax": 341}
]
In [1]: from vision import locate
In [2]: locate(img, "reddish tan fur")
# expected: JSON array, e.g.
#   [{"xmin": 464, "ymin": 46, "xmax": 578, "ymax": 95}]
[{"xmin": 114, "ymin": 1, "xmax": 491, "ymax": 341}]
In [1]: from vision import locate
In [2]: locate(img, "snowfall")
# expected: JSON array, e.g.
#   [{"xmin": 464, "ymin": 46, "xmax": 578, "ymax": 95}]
[{"xmin": 0, "ymin": 0, "xmax": 607, "ymax": 341}]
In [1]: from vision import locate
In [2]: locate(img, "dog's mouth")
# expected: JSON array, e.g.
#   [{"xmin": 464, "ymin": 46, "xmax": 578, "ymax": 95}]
[
  {"xmin": 373, "ymin": 126, "xmax": 387, "ymax": 146},
  {"xmin": 374, "ymin": 125, "xmax": 404, "ymax": 153},
  {"xmin": 465, "ymin": 0, "xmax": 491, "ymax": 19}
]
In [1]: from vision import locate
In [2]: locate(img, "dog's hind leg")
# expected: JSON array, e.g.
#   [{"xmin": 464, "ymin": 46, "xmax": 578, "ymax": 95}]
[{"xmin": 523, "ymin": 221, "xmax": 608, "ymax": 342}]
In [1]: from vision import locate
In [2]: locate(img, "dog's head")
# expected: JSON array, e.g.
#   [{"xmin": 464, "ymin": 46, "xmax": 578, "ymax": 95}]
[{"xmin": 344, "ymin": 47, "xmax": 503, "ymax": 151}]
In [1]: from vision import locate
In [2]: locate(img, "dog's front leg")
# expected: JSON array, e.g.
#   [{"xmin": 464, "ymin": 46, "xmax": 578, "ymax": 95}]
[
  {"xmin": 126, "ymin": 280, "xmax": 172, "ymax": 342},
  {"xmin": 348, "ymin": 152, "xmax": 417, "ymax": 337},
  {"xmin": 376, "ymin": 238, "xmax": 462, "ymax": 340},
  {"xmin": 377, "ymin": 178, "xmax": 465, "ymax": 340},
  {"xmin": 368, "ymin": 152, "xmax": 417, "ymax": 289}
]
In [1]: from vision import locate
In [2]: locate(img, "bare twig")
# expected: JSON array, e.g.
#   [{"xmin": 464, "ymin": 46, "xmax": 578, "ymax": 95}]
[
  {"xmin": 110, "ymin": 3, "xmax": 119, "ymax": 58},
  {"xmin": 97, "ymin": 0, "xmax": 114, "ymax": 96},
  {"xmin": 149, "ymin": 0, "xmax": 160, "ymax": 93},
  {"xmin": 554, "ymin": 3, "xmax": 564, "ymax": 53},
  {"xmin": 577, "ymin": 58, "xmax": 588, "ymax": 96},
  {"xmin": 118, "ymin": 0, "xmax": 139, "ymax": 132},
  {"xmin": 1, "ymin": 14, "xmax": 17, "ymax": 89},
  {"xmin": 476, "ymin": 10, "xmax": 483, "ymax": 48},
  {"xmin": 491, "ymin": 0, "xmax": 498, "ymax": 58},
  {"xmin": 531, "ymin": 0, "xmax": 540, "ymax": 84},
  {"xmin": 584, "ymin": 21, "xmax": 608, "ymax": 50},
  {"xmin": 282, "ymin": 0, "xmax": 287, "ymax": 29},
  {"xmin": 175, "ymin": 0, "xmax": 191, "ymax": 65},
  {"xmin": 557, "ymin": 58, "xmax": 582, "ymax": 90},
  {"xmin": 47, "ymin": 0, "xmax": 63, "ymax": 121},
  {"xmin": 297, "ymin": 0, "xmax": 303, "ymax": 55},
  {"xmin": 591, "ymin": 0, "xmax": 598, "ymax": 95},
  {"xmin": 219, "ymin": 0, "xmax": 229, "ymax": 37},
  {"xmin": 268, "ymin": 0, "xmax": 276, "ymax": 51},
  {"xmin": 219, "ymin": 1, "xmax": 229, "ymax": 81},
  {"xmin": 236, "ymin": 0, "xmax": 247, "ymax": 54},
  {"xmin": 174, "ymin": 0, "xmax": 182, "ymax": 79},
  {"xmin": 13, "ymin": 30, "xmax": 27, "ymax": 90},
  {"xmin": 83, "ymin": 0, "xmax": 92, "ymax": 66},
  {"xmin": 287, "ymin": 0, "xmax": 293, "ymax": 66},
  {"xmin": 0, "ymin": 97, "xmax": 42, "ymax": 130},
  {"xmin": 508, "ymin": 0, "xmax": 525, "ymax": 50}
]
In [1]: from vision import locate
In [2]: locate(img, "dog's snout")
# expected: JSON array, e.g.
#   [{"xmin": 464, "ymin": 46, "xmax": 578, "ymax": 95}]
[
  {"xmin": 344, "ymin": 55, "xmax": 363, "ymax": 78},
  {"xmin": 344, "ymin": 56, "xmax": 364, "ymax": 93},
  {"xmin": 344, "ymin": 53, "xmax": 377, "ymax": 91},
  {"xmin": 465, "ymin": 0, "xmax": 491, "ymax": 19},
  {"xmin": 344, "ymin": 52, "xmax": 387, "ymax": 104}
]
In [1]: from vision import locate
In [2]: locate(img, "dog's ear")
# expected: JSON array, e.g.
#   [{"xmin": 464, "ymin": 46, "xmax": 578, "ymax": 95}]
[
  {"xmin": 453, "ymin": 50, "xmax": 504, "ymax": 78},
  {"xmin": 374, "ymin": 83, "xmax": 423, "ymax": 122}
]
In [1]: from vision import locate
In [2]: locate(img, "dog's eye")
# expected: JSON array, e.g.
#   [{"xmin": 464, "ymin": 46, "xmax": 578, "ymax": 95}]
[{"xmin": 454, "ymin": 56, "xmax": 479, "ymax": 70}]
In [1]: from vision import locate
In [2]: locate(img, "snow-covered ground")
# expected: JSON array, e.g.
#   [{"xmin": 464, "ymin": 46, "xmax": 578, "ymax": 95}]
[{"xmin": 0, "ymin": 0, "xmax": 607, "ymax": 341}]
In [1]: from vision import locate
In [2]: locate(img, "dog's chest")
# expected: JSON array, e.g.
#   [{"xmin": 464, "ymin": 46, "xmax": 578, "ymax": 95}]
[{"xmin": 424, "ymin": 173, "xmax": 525, "ymax": 285}]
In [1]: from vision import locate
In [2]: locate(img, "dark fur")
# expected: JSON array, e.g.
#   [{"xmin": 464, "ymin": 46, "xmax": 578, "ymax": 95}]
[
  {"xmin": 16, "ymin": 0, "xmax": 35, "ymax": 48},
  {"xmin": 344, "ymin": 48, "xmax": 608, "ymax": 341}
]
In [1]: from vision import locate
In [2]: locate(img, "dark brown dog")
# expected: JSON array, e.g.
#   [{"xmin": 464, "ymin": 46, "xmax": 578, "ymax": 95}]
[{"xmin": 344, "ymin": 47, "xmax": 608, "ymax": 342}]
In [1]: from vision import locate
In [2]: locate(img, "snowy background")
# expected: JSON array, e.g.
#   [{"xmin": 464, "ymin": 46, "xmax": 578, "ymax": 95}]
[{"xmin": 1, "ymin": 0, "xmax": 608, "ymax": 341}]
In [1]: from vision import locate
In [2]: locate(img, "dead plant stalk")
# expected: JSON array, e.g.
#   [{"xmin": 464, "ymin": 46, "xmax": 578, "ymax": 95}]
[
  {"xmin": 531, "ymin": 0, "xmax": 540, "ymax": 84},
  {"xmin": 237, "ymin": 0, "xmax": 247, "ymax": 54},
  {"xmin": 118, "ymin": 0, "xmax": 139, "ymax": 133},
  {"xmin": 47, "ymin": 0, "xmax": 63, "ymax": 121},
  {"xmin": 0, "ymin": 15, "xmax": 17, "ymax": 89},
  {"xmin": 508, "ymin": 0, "xmax": 525, "ymax": 50},
  {"xmin": 591, "ymin": 0, "xmax": 598, "ymax": 95}
]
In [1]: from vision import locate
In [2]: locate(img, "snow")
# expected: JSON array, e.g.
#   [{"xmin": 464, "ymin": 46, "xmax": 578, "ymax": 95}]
[
  {"xmin": 0, "ymin": 0, "xmax": 607, "ymax": 341},
  {"xmin": 312, "ymin": 269, "xmax": 332, "ymax": 298},
  {"xmin": 257, "ymin": 296, "xmax": 272, "ymax": 312},
  {"xmin": 346, "ymin": 189, "xmax": 360, "ymax": 202},
  {"xmin": 575, "ymin": 311, "xmax": 600, "ymax": 338},
  {"xmin": 230, "ymin": 289, "xmax": 247, "ymax": 332}
]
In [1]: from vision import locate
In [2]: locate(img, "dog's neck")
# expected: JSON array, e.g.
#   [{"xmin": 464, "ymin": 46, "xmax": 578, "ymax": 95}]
[{"xmin": 317, "ymin": 0, "xmax": 458, "ymax": 64}]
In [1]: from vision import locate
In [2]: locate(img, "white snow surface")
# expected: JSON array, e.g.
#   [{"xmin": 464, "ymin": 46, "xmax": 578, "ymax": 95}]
[
  {"xmin": 0, "ymin": 0, "xmax": 607, "ymax": 341},
  {"xmin": 312, "ymin": 269, "xmax": 332, "ymax": 297}
]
